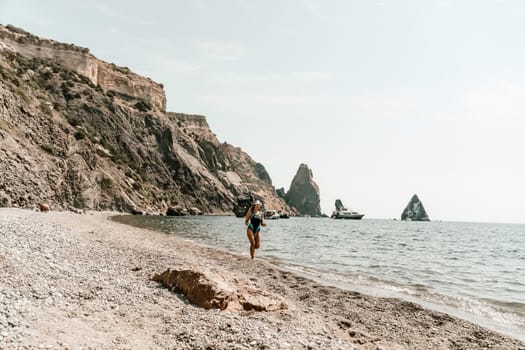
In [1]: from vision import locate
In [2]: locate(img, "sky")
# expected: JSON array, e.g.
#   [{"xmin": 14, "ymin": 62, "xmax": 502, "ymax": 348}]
[{"xmin": 1, "ymin": 0, "xmax": 524, "ymax": 223}]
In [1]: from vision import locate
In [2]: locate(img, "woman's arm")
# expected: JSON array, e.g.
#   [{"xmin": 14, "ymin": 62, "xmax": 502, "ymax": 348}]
[{"xmin": 244, "ymin": 207, "xmax": 252, "ymax": 225}]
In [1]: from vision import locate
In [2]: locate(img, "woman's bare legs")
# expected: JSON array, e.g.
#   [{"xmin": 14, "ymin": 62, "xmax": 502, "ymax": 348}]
[
  {"xmin": 254, "ymin": 232, "xmax": 260, "ymax": 250},
  {"xmin": 246, "ymin": 229, "xmax": 256, "ymax": 259}
]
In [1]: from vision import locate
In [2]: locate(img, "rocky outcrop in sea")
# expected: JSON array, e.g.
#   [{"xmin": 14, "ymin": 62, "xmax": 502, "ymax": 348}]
[
  {"xmin": 285, "ymin": 163, "xmax": 321, "ymax": 216},
  {"xmin": 0, "ymin": 24, "xmax": 292, "ymax": 214},
  {"xmin": 401, "ymin": 194, "xmax": 430, "ymax": 221}
]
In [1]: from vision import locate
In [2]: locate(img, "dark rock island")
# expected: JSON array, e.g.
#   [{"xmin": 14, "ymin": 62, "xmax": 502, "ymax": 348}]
[
  {"xmin": 284, "ymin": 164, "xmax": 321, "ymax": 216},
  {"xmin": 401, "ymin": 194, "xmax": 430, "ymax": 221}
]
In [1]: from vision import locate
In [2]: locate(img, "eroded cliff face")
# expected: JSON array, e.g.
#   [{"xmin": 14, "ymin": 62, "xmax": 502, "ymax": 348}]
[
  {"xmin": 163, "ymin": 113, "xmax": 291, "ymax": 213},
  {"xmin": 0, "ymin": 24, "xmax": 290, "ymax": 214},
  {"xmin": 285, "ymin": 164, "xmax": 321, "ymax": 216},
  {"xmin": 0, "ymin": 24, "xmax": 166, "ymax": 112}
]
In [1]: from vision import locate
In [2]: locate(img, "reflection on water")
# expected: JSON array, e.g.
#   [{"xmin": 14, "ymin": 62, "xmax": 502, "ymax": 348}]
[{"xmin": 113, "ymin": 215, "xmax": 525, "ymax": 340}]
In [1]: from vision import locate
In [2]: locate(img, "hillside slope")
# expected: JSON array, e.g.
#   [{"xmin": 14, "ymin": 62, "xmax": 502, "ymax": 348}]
[{"xmin": 0, "ymin": 24, "xmax": 290, "ymax": 214}]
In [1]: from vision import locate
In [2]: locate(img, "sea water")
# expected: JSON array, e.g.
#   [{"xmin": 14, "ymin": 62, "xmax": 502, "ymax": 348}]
[{"xmin": 113, "ymin": 215, "xmax": 525, "ymax": 340}]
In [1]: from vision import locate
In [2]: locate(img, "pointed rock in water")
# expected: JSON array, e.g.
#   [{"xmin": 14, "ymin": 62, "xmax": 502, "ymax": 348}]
[
  {"xmin": 285, "ymin": 164, "xmax": 321, "ymax": 216},
  {"xmin": 401, "ymin": 194, "xmax": 430, "ymax": 221},
  {"xmin": 335, "ymin": 199, "xmax": 344, "ymax": 211}
]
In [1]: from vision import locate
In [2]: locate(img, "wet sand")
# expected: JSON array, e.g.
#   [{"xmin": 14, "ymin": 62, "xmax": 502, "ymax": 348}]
[{"xmin": 0, "ymin": 208, "xmax": 523, "ymax": 349}]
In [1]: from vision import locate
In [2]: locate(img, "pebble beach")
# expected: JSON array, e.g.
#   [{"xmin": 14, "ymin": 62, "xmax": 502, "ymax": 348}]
[{"xmin": 1, "ymin": 208, "xmax": 524, "ymax": 349}]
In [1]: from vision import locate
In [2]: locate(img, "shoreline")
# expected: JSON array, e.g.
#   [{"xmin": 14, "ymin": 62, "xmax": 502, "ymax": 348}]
[
  {"xmin": 278, "ymin": 263, "xmax": 525, "ymax": 344},
  {"xmin": 1, "ymin": 208, "xmax": 524, "ymax": 349},
  {"xmin": 113, "ymin": 214, "xmax": 525, "ymax": 342}
]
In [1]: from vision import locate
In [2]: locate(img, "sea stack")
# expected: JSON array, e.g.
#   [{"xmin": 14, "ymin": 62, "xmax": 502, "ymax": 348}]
[
  {"xmin": 401, "ymin": 194, "xmax": 430, "ymax": 221},
  {"xmin": 285, "ymin": 164, "xmax": 321, "ymax": 216}
]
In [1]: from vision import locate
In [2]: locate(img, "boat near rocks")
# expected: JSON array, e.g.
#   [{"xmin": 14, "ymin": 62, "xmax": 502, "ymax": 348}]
[
  {"xmin": 330, "ymin": 199, "xmax": 364, "ymax": 220},
  {"xmin": 331, "ymin": 208, "xmax": 364, "ymax": 220}
]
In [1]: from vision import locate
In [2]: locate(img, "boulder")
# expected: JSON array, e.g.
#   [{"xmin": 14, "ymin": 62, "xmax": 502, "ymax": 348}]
[
  {"xmin": 401, "ymin": 194, "xmax": 430, "ymax": 221},
  {"xmin": 166, "ymin": 206, "xmax": 187, "ymax": 216},
  {"xmin": 130, "ymin": 208, "xmax": 143, "ymax": 215},
  {"xmin": 152, "ymin": 268, "xmax": 288, "ymax": 312},
  {"xmin": 285, "ymin": 164, "xmax": 321, "ymax": 216},
  {"xmin": 188, "ymin": 207, "xmax": 202, "ymax": 215},
  {"xmin": 233, "ymin": 192, "xmax": 255, "ymax": 217},
  {"xmin": 335, "ymin": 199, "xmax": 344, "ymax": 211},
  {"xmin": 39, "ymin": 203, "xmax": 50, "ymax": 212},
  {"xmin": 0, "ymin": 191, "xmax": 11, "ymax": 207},
  {"xmin": 152, "ymin": 269, "xmax": 231, "ymax": 309}
]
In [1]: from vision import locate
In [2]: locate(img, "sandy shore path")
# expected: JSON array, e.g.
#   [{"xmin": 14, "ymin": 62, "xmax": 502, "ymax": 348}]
[{"xmin": 0, "ymin": 208, "xmax": 523, "ymax": 350}]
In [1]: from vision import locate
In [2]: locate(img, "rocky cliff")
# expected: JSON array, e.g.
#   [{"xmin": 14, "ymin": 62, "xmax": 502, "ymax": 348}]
[
  {"xmin": 0, "ymin": 25, "xmax": 166, "ymax": 112},
  {"xmin": 0, "ymin": 24, "xmax": 290, "ymax": 214},
  {"xmin": 285, "ymin": 164, "xmax": 321, "ymax": 216},
  {"xmin": 401, "ymin": 194, "xmax": 430, "ymax": 221}
]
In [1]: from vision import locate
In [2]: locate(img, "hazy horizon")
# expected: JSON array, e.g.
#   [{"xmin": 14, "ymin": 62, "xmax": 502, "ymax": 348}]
[{"xmin": 2, "ymin": 0, "xmax": 524, "ymax": 223}]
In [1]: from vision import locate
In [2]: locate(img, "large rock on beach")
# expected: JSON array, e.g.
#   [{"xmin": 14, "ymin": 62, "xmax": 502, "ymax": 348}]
[
  {"xmin": 285, "ymin": 163, "xmax": 321, "ymax": 216},
  {"xmin": 38, "ymin": 203, "xmax": 50, "ymax": 212},
  {"xmin": 401, "ymin": 194, "xmax": 430, "ymax": 221},
  {"xmin": 152, "ymin": 268, "xmax": 288, "ymax": 312}
]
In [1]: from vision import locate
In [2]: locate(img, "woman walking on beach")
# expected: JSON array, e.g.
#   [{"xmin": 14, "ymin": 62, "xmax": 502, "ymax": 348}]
[{"xmin": 245, "ymin": 200, "xmax": 266, "ymax": 259}]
